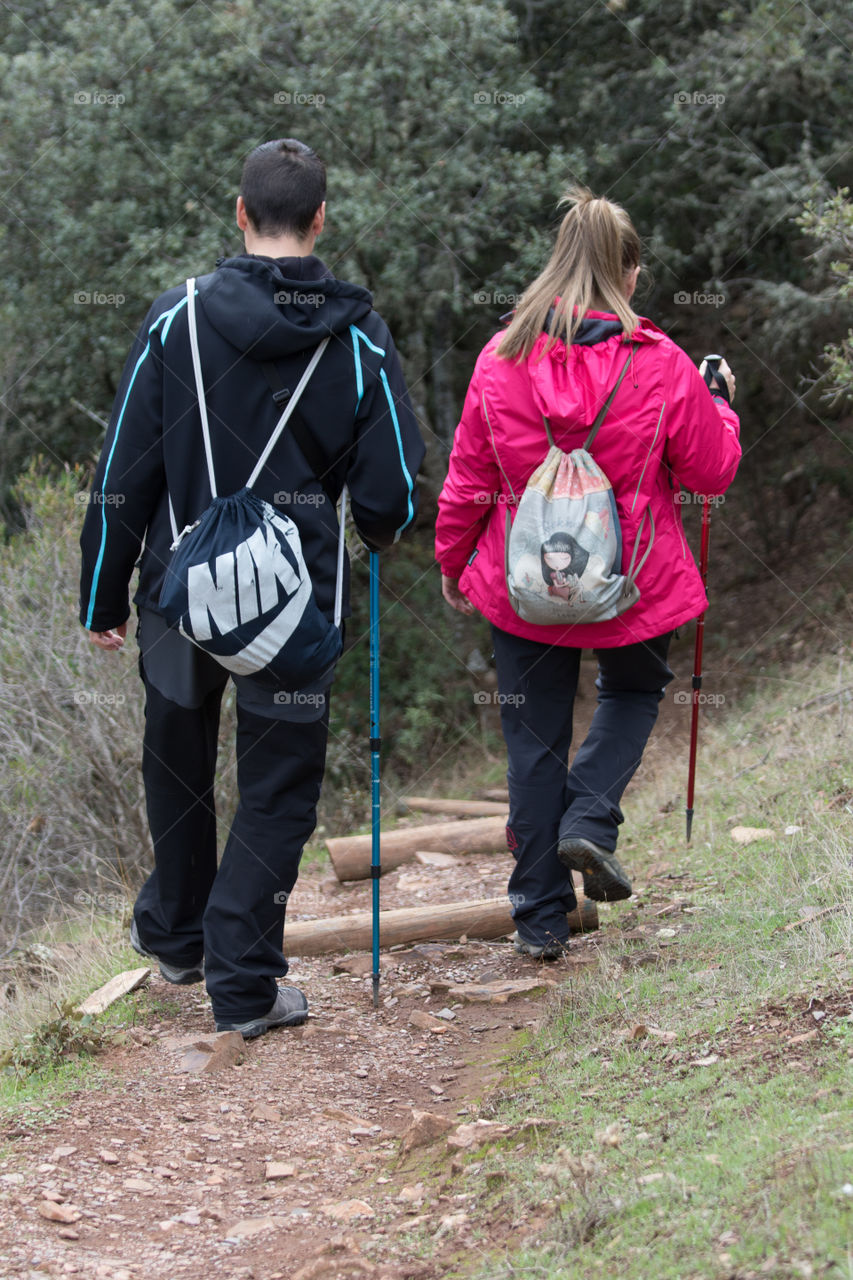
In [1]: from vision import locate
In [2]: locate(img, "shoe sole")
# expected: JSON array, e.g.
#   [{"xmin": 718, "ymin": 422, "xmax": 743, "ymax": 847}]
[
  {"xmin": 216, "ymin": 1007, "xmax": 309, "ymax": 1040},
  {"xmin": 131, "ymin": 921, "xmax": 204, "ymax": 985},
  {"xmin": 513, "ymin": 944, "xmax": 568, "ymax": 961},
  {"xmin": 216, "ymin": 998, "xmax": 308, "ymax": 1039},
  {"xmin": 511, "ymin": 932, "xmax": 569, "ymax": 961},
  {"xmin": 159, "ymin": 963, "xmax": 205, "ymax": 986},
  {"xmin": 558, "ymin": 839, "xmax": 632, "ymax": 903}
]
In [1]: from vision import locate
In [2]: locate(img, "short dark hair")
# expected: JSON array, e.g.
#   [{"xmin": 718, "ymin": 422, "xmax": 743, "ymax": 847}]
[{"xmin": 239, "ymin": 139, "xmax": 326, "ymax": 239}]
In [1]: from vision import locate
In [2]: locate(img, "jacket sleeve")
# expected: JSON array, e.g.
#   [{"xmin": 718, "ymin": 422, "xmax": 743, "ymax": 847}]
[
  {"xmin": 662, "ymin": 346, "xmax": 742, "ymax": 496},
  {"xmin": 345, "ymin": 324, "xmax": 425, "ymax": 549},
  {"xmin": 78, "ymin": 305, "xmax": 166, "ymax": 631},
  {"xmin": 435, "ymin": 359, "xmax": 500, "ymax": 578}
]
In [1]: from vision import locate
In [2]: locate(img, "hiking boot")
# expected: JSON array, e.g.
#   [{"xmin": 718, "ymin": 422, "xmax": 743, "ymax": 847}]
[
  {"xmin": 511, "ymin": 931, "xmax": 570, "ymax": 961},
  {"xmin": 215, "ymin": 986, "xmax": 309, "ymax": 1040},
  {"xmin": 557, "ymin": 836, "xmax": 632, "ymax": 902},
  {"xmin": 129, "ymin": 918, "xmax": 204, "ymax": 986}
]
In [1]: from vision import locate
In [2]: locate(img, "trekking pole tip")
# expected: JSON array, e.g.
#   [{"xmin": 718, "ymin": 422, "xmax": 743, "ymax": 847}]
[
  {"xmin": 685, "ymin": 808, "xmax": 694, "ymax": 844},
  {"xmin": 372, "ymin": 973, "xmax": 380, "ymax": 1010}
]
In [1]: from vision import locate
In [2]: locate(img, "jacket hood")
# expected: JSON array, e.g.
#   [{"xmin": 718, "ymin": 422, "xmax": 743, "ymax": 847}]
[
  {"xmin": 527, "ymin": 310, "xmax": 665, "ymax": 431},
  {"xmin": 199, "ymin": 254, "xmax": 374, "ymax": 358}
]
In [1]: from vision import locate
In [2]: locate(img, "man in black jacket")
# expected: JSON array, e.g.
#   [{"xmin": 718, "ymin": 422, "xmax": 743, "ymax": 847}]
[{"xmin": 79, "ymin": 139, "xmax": 425, "ymax": 1038}]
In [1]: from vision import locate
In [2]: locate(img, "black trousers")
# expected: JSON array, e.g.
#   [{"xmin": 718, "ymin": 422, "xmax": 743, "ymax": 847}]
[
  {"xmin": 134, "ymin": 668, "xmax": 329, "ymax": 1022},
  {"xmin": 491, "ymin": 625, "xmax": 674, "ymax": 948}
]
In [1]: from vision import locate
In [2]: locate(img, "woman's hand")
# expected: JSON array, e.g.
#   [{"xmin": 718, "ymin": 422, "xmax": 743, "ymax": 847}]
[
  {"xmin": 441, "ymin": 574, "xmax": 476, "ymax": 615},
  {"xmin": 699, "ymin": 356, "xmax": 736, "ymax": 405}
]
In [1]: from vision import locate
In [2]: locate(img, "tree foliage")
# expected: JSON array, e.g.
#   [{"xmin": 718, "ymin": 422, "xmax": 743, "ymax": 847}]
[
  {"xmin": 800, "ymin": 188, "xmax": 853, "ymax": 407},
  {"xmin": 0, "ymin": 0, "xmax": 851, "ymax": 546},
  {"xmin": 0, "ymin": 0, "xmax": 571, "ymax": 489}
]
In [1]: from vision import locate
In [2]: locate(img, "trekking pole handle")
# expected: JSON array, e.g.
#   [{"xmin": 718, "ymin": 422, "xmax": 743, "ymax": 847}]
[{"xmin": 699, "ymin": 353, "xmax": 735, "ymax": 405}]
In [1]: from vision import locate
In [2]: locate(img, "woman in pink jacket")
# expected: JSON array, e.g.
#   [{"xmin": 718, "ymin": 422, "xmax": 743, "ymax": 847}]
[{"xmin": 436, "ymin": 188, "xmax": 740, "ymax": 959}]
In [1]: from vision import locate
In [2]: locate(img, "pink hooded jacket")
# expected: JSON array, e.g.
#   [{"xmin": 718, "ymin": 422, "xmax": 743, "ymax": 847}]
[{"xmin": 435, "ymin": 311, "xmax": 741, "ymax": 647}]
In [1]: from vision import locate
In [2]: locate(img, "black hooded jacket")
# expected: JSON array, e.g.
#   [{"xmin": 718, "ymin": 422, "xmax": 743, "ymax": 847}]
[{"xmin": 79, "ymin": 254, "xmax": 425, "ymax": 632}]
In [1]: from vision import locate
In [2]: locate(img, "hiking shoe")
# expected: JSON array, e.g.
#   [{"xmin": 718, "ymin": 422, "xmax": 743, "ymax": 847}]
[
  {"xmin": 557, "ymin": 836, "xmax": 632, "ymax": 902},
  {"xmin": 129, "ymin": 918, "xmax": 204, "ymax": 986},
  {"xmin": 215, "ymin": 986, "xmax": 309, "ymax": 1040},
  {"xmin": 511, "ymin": 931, "xmax": 570, "ymax": 961}
]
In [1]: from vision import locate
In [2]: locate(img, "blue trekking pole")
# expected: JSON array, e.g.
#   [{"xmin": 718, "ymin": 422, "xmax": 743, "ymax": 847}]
[{"xmin": 369, "ymin": 551, "xmax": 381, "ymax": 1008}]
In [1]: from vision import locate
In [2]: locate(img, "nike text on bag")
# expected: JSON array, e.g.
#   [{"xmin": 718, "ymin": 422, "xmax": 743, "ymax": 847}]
[
  {"xmin": 158, "ymin": 278, "xmax": 343, "ymax": 690},
  {"xmin": 491, "ymin": 342, "xmax": 655, "ymax": 626}
]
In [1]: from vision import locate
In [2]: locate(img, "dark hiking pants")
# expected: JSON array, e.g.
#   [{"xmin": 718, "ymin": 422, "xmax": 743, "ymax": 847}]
[
  {"xmin": 132, "ymin": 613, "xmax": 329, "ymax": 1022},
  {"xmin": 491, "ymin": 625, "xmax": 674, "ymax": 949}
]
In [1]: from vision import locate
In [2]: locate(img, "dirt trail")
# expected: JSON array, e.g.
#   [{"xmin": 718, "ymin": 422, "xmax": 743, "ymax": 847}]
[
  {"xmin": 0, "ymin": 841, "xmax": 619, "ymax": 1280},
  {"xmin": 0, "ymin": 701, "xmax": 708, "ymax": 1280}
]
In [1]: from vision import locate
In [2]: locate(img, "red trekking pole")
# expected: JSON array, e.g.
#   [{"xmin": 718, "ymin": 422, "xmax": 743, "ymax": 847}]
[
  {"xmin": 685, "ymin": 496, "xmax": 711, "ymax": 843},
  {"xmin": 686, "ymin": 354, "xmax": 725, "ymax": 843}
]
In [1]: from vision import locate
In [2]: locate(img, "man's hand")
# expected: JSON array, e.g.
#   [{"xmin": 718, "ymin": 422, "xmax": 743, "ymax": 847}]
[
  {"xmin": 89, "ymin": 622, "xmax": 127, "ymax": 651},
  {"xmin": 441, "ymin": 574, "xmax": 476, "ymax": 616}
]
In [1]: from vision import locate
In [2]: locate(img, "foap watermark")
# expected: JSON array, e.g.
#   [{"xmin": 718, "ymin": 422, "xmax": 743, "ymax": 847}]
[
  {"xmin": 272, "ymin": 886, "xmax": 332, "ymax": 906},
  {"xmin": 74, "ymin": 890, "xmax": 125, "ymax": 912},
  {"xmin": 673, "ymin": 491, "xmax": 726, "ymax": 507},
  {"xmin": 274, "ymin": 289, "xmax": 325, "ymax": 308},
  {"xmin": 74, "ymin": 490, "xmax": 126, "ymax": 506},
  {"xmin": 273, "ymin": 90, "xmax": 325, "ymax": 107},
  {"xmin": 73, "ymin": 89, "xmax": 125, "ymax": 107},
  {"xmin": 473, "ymin": 691, "xmax": 525, "ymax": 707},
  {"xmin": 74, "ymin": 291, "xmax": 126, "ymax": 307},
  {"xmin": 673, "ymin": 90, "xmax": 725, "ymax": 110},
  {"xmin": 273, "ymin": 690, "xmax": 327, "ymax": 707},
  {"xmin": 274, "ymin": 490, "xmax": 325, "ymax": 507},
  {"xmin": 507, "ymin": 892, "xmax": 527, "ymax": 908},
  {"xmin": 473, "ymin": 492, "xmax": 516, "ymax": 506},
  {"xmin": 473, "ymin": 289, "xmax": 522, "ymax": 307},
  {"xmin": 473, "ymin": 89, "xmax": 526, "ymax": 106},
  {"xmin": 673, "ymin": 290, "xmax": 725, "ymax": 308},
  {"xmin": 673, "ymin": 690, "xmax": 725, "ymax": 707},
  {"xmin": 73, "ymin": 690, "xmax": 126, "ymax": 707}
]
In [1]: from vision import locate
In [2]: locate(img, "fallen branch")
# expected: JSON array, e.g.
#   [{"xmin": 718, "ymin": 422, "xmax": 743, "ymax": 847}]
[
  {"xmin": 326, "ymin": 816, "xmax": 507, "ymax": 882},
  {"xmin": 795, "ymin": 686, "xmax": 852, "ymax": 712},
  {"xmin": 777, "ymin": 904, "xmax": 843, "ymax": 933},
  {"xmin": 76, "ymin": 967, "xmax": 150, "ymax": 1015},
  {"xmin": 285, "ymin": 893, "xmax": 598, "ymax": 957},
  {"xmin": 402, "ymin": 797, "xmax": 508, "ymax": 817}
]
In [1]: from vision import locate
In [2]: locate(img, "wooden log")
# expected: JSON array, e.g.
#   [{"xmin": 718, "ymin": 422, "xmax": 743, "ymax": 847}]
[
  {"xmin": 483, "ymin": 788, "xmax": 510, "ymax": 802},
  {"xmin": 403, "ymin": 797, "xmax": 508, "ymax": 817},
  {"xmin": 327, "ymin": 816, "xmax": 507, "ymax": 882},
  {"xmin": 284, "ymin": 894, "xmax": 598, "ymax": 957}
]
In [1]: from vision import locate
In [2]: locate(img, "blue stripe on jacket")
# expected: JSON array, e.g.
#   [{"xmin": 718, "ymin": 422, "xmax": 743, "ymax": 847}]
[
  {"xmin": 349, "ymin": 324, "xmax": 414, "ymax": 540},
  {"xmin": 84, "ymin": 293, "xmax": 190, "ymax": 629}
]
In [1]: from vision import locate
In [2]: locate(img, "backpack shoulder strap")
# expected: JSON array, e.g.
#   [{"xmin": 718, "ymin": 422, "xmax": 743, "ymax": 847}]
[
  {"xmin": 186, "ymin": 278, "xmax": 218, "ymax": 497},
  {"xmin": 246, "ymin": 338, "xmax": 330, "ymax": 489},
  {"xmin": 260, "ymin": 360, "xmax": 336, "ymax": 502},
  {"xmin": 261, "ymin": 359, "xmax": 348, "ymax": 632},
  {"xmin": 583, "ymin": 341, "xmax": 640, "ymax": 452}
]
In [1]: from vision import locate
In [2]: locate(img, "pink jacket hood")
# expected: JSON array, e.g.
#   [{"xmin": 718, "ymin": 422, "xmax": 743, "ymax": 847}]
[{"xmin": 528, "ymin": 314, "xmax": 666, "ymax": 433}]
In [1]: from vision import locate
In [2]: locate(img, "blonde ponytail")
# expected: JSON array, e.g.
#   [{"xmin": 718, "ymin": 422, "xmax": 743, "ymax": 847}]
[{"xmin": 497, "ymin": 187, "xmax": 642, "ymax": 362}]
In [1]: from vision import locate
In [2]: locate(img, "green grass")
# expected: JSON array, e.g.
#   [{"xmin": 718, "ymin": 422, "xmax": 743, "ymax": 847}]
[
  {"xmin": 455, "ymin": 654, "xmax": 853, "ymax": 1279},
  {"xmin": 0, "ymin": 909, "xmax": 164, "ymax": 1115},
  {"xmin": 0, "ymin": 1056, "xmax": 111, "ymax": 1125}
]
